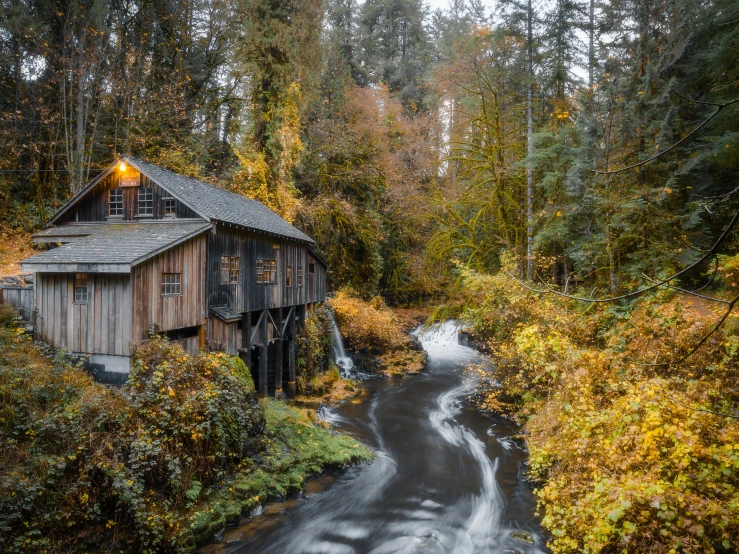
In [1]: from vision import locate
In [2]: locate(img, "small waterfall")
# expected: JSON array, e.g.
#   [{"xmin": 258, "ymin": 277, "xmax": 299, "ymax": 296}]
[{"xmin": 329, "ymin": 313, "xmax": 354, "ymax": 375}]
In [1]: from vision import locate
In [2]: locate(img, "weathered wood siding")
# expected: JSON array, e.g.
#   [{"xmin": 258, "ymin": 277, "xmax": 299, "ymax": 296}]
[
  {"xmin": 58, "ymin": 173, "xmax": 199, "ymax": 223},
  {"xmin": 306, "ymin": 252, "xmax": 327, "ymax": 304},
  {"xmin": 35, "ymin": 273, "xmax": 132, "ymax": 355},
  {"xmin": 207, "ymin": 318, "xmax": 241, "ymax": 355},
  {"xmin": 131, "ymin": 234, "xmax": 206, "ymax": 343},
  {"xmin": 0, "ymin": 287, "xmax": 34, "ymax": 319},
  {"xmin": 206, "ymin": 225, "xmax": 326, "ymax": 314}
]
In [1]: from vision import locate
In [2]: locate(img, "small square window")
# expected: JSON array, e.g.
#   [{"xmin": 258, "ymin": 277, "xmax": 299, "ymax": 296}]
[
  {"xmin": 257, "ymin": 259, "xmax": 277, "ymax": 283},
  {"xmin": 74, "ymin": 273, "xmax": 88, "ymax": 303},
  {"xmin": 297, "ymin": 266, "xmax": 303, "ymax": 287},
  {"xmin": 108, "ymin": 189, "xmax": 124, "ymax": 217},
  {"xmin": 138, "ymin": 187, "xmax": 153, "ymax": 216},
  {"xmin": 286, "ymin": 265, "xmax": 293, "ymax": 287},
  {"xmin": 309, "ymin": 262, "xmax": 315, "ymax": 274},
  {"xmin": 162, "ymin": 193, "xmax": 176, "ymax": 216},
  {"xmin": 161, "ymin": 273, "xmax": 182, "ymax": 296},
  {"xmin": 221, "ymin": 256, "xmax": 240, "ymax": 284}
]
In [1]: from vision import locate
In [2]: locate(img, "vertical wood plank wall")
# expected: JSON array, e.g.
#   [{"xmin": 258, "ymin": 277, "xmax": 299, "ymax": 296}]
[
  {"xmin": 207, "ymin": 318, "xmax": 242, "ymax": 355},
  {"xmin": 35, "ymin": 273, "xmax": 132, "ymax": 356},
  {"xmin": 58, "ymin": 173, "xmax": 199, "ymax": 223},
  {"xmin": 206, "ymin": 226, "xmax": 327, "ymax": 315},
  {"xmin": 131, "ymin": 234, "xmax": 206, "ymax": 344}
]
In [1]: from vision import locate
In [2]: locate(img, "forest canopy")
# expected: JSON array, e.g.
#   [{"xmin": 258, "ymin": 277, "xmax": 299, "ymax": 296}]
[{"xmin": 1, "ymin": 0, "xmax": 737, "ymax": 298}]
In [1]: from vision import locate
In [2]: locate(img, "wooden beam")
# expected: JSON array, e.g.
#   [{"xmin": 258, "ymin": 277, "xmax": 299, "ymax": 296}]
[
  {"xmin": 281, "ymin": 305, "xmax": 294, "ymax": 337},
  {"xmin": 241, "ymin": 311, "xmax": 251, "ymax": 370},
  {"xmin": 274, "ymin": 308, "xmax": 283, "ymax": 399},
  {"xmin": 258, "ymin": 311, "xmax": 268, "ymax": 398},
  {"xmin": 250, "ymin": 309, "xmax": 267, "ymax": 345},
  {"xmin": 287, "ymin": 308, "xmax": 296, "ymax": 399}
]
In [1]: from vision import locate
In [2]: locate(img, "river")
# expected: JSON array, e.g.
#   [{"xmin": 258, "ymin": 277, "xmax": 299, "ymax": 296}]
[{"xmin": 207, "ymin": 321, "xmax": 548, "ymax": 554}]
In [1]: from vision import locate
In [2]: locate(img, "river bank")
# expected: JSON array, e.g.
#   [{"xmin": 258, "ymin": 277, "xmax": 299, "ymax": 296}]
[
  {"xmin": 204, "ymin": 321, "xmax": 548, "ymax": 554},
  {"xmin": 0, "ymin": 325, "xmax": 372, "ymax": 554},
  {"xmin": 438, "ymin": 266, "xmax": 739, "ymax": 553}
]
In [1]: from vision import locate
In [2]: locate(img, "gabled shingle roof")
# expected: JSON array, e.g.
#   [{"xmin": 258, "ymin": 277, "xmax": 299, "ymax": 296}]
[
  {"xmin": 22, "ymin": 222, "xmax": 211, "ymax": 272},
  {"xmin": 127, "ymin": 158, "xmax": 314, "ymax": 243}
]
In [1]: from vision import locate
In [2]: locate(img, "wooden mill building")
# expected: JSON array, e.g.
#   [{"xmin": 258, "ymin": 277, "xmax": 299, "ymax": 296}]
[{"xmin": 21, "ymin": 157, "xmax": 327, "ymax": 397}]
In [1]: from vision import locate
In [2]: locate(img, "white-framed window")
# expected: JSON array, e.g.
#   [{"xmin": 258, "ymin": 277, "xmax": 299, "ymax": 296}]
[
  {"xmin": 297, "ymin": 266, "xmax": 303, "ymax": 287},
  {"xmin": 108, "ymin": 189, "xmax": 124, "ymax": 217},
  {"xmin": 257, "ymin": 259, "xmax": 277, "ymax": 283},
  {"xmin": 286, "ymin": 265, "xmax": 293, "ymax": 287},
  {"xmin": 161, "ymin": 273, "xmax": 182, "ymax": 296},
  {"xmin": 221, "ymin": 256, "xmax": 240, "ymax": 284},
  {"xmin": 162, "ymin": 192, "xmax": 176, "ymax": 216},
  {"xmin": 138, "ymin": 187, "xmax": 153, "ymax": 216},
  {"xmin": 74, "ymin": 273, "xmax": 88, "ymax": 303}
]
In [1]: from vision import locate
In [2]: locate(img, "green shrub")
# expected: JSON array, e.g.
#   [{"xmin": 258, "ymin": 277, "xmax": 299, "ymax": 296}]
[
  {"xmin": 296, "ymin": 304, "xmax": 333, "ymax": 394},
  {"xmin": 0, "ymin": 304, "xmax": 16, "ymax": 327},
  {"xmin": 0, "ymin": 335, "xmax": 264, "ymax": 553}
]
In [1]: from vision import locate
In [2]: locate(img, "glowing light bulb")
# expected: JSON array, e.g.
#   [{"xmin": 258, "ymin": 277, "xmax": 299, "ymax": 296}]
[{"xmin": 119, "ymin": 161, "xmax": 126, "ymax": 172}]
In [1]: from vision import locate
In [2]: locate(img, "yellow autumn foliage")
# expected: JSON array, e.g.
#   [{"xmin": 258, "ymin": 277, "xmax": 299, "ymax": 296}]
[{"xmin": 442, "ymin": 264, "xmax": 739, "ymax": 553}]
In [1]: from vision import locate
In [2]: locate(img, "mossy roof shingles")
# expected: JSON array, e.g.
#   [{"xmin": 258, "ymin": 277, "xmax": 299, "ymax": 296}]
[
  {"xmin": 128, "ymin": 158, "xmax": 313, "ymax": 244},
  {"xmin": 24, "ymin": 222, "xmax": 211, "ymax": 268}
]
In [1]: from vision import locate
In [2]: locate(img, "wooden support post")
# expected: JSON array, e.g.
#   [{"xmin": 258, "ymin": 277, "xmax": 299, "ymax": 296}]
[
  {"xmin": 240, "ymin": 311, "xmax": 251, "ymax": 371},
  {"xmin": 274, "ymin": 309, "xmax": 283, "ymax": 399},
  {"xmin": 258, "ymin": 311, "xmax": 268, "ymax": 399},
  {"xmin": 198, "ymin": 323, "xmax": 206, "ymax": 350},
  {"xmin": 287, "ymin": 308, "xmax": 296, "ymax": 398}
]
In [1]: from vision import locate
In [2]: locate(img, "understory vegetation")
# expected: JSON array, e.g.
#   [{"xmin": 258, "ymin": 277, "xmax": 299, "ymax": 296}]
[
  {"xmin": 439, "ymin": 263, "xmax": 739, "ymax": 553},
  {"xmin": 331, "ymin": 290, "xmax": 426, "ymax": 375},
  {"xmin": 0, "ymin": 324, "xmax": 370, "ymax": 553}
]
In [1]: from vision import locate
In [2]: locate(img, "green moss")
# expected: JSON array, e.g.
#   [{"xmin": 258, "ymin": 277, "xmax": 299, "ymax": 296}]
[
  {"xmin": 230, "ymin": 355, "xmax": 255, "ymax": 391},
  {"xmin": 191, "ymin": 400, "xmax": 373, "ymax": 546}
]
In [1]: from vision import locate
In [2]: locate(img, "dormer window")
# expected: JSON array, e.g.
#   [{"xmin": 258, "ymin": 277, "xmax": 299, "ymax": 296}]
[
  {"xmin": 138, "ymin": 187, "xmax": 153, "ymax": 216},
  {"xmin": 108, "ymin": 189, "xmax": 124, "ymax": 217}
]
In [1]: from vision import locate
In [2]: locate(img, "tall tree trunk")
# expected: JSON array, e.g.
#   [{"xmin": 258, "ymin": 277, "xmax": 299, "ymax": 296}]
[
  {"xmin": 526, "ymin": 0, "xmax": 535, "ymax": 280},
  {"xmin": 588, "ymin": 0, "xmax": 595, "ymax": 87}
]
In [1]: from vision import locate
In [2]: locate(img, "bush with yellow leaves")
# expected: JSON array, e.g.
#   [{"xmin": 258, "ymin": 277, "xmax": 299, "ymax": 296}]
[
  {"xmin": 331, "ymin": 289, "xmax": 426, "ymax": 374},
  {"xmin": 442, "ymin": 264, "xmax": 739, "ymax": 553}
]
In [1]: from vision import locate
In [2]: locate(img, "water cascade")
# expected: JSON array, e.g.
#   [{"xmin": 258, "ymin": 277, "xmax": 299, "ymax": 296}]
[{"xmin": 329, "ymin": 312, "xmax": 354, "ymax": 375}]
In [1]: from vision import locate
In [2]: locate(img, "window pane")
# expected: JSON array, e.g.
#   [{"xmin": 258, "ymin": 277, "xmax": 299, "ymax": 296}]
[
  {"xmin": 162, "ymin": 273, "xmax": 182, "ymax": 296},
  {"xmin": 230, "ymin": 257, "xmax": 240, "ymax": 283},
  {"xmin": 138, "ymin": 187, "xmax": 153, "ymax": 216},
  {"xmin": 221, "ymin": 256, "xmax": 230, "ymax": 284},
  {"xmin": 109, "ymin": 189, "xmax": 124, "ymax": 216},
  {"xmin": 164, "ymin": 198, "xmax": 176, "ymax": 216}
]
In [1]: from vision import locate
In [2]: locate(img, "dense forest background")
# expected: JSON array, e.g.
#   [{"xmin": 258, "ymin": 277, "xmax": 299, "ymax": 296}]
[{"xmin": 1, "ymin": 0, "xmax": 738, "ymax": 299}]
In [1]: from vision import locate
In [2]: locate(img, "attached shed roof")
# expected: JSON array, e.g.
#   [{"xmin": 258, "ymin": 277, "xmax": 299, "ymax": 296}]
[
  {"xmin": 210, "ymin": 306, "xmax": 242, "ymax": 323},
  {"xmin": 22, "ymin": 222, "xmax": 211, "ymax": 273},
  {"xmin": 127, "ymin": 158, "xmax": 314, "ymax": 244}
]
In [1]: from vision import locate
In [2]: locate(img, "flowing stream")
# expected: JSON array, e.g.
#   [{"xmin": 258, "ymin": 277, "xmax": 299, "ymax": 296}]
[
  {"xmin": 330, "ymin": 313, "xmax": 354, "ymax": 375},
  {"xmin": 206, "ymin": 321, "xmax": 548, "ymax": 554}
]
